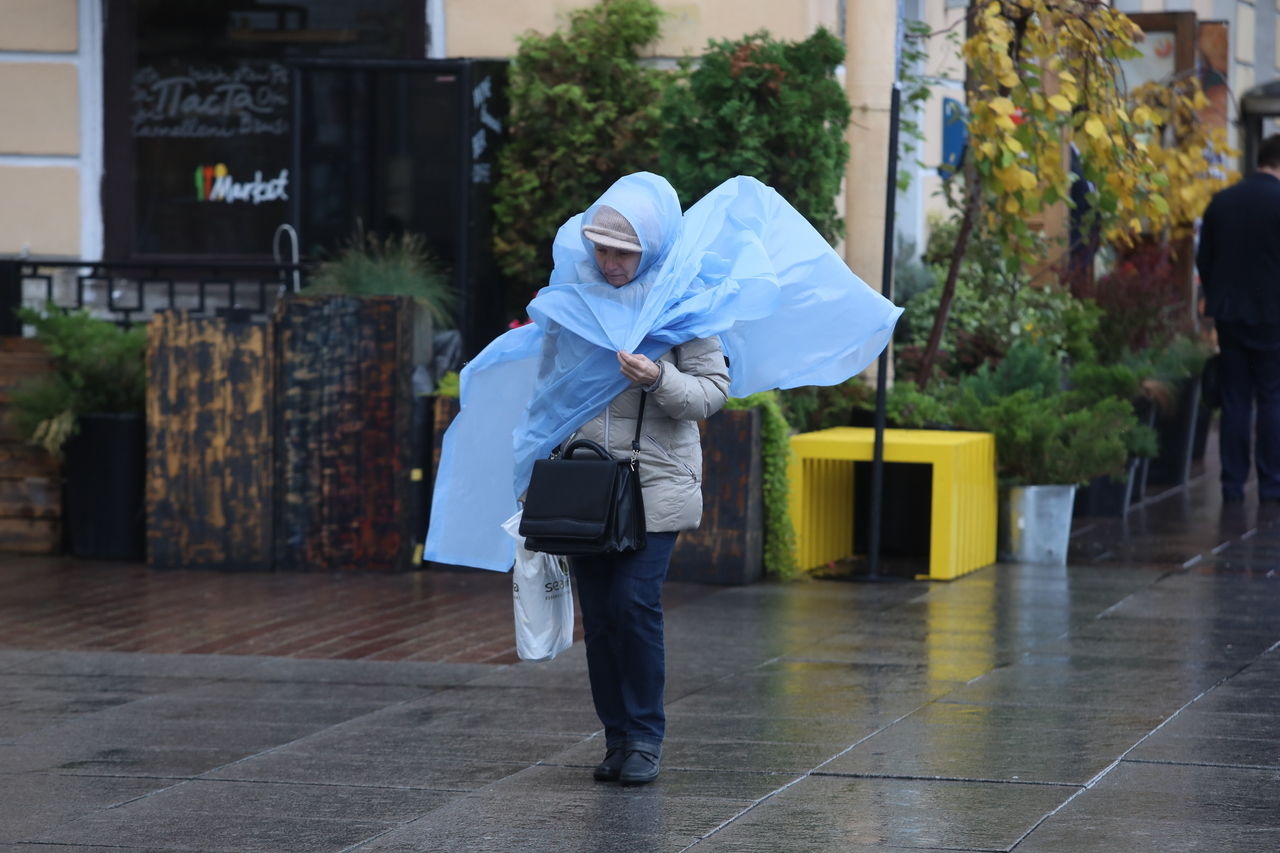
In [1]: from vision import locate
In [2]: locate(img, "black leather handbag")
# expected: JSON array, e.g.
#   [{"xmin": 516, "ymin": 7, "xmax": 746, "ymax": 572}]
[{"xmin": 519, "ymin": 393, "xmax": 648, "ymax": 556}]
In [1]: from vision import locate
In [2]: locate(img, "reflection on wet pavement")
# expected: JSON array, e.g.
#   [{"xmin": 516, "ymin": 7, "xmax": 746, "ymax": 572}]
[{"xmin": 2, "ymin": 459, "xmax": 1279, "ymax": 850}]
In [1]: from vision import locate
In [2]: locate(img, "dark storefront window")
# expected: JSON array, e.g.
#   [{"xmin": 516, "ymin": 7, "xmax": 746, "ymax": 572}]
[{"xmin": 103, "ymin": 0, "xmax": 425, "ymax": 259}]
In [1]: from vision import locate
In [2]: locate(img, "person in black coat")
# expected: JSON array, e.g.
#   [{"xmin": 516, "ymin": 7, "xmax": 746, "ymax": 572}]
[{"xmin": 1196, "ymin": 134, "xmax": 1280, "ymax": 503}]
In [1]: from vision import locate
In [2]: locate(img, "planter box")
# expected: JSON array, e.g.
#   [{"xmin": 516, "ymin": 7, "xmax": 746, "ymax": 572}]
[
  {"xmin": 1073, "ymin": 458, "xmax": 1139, "ymax": 518},
  {"xmin": 667, "ymin": 408, "xmax": 763, "ymax": 585},
  {"xmin": 66, "ymin": 413, "xmax": 146, "ymax": 561},
  {"xmin": 1146, "ymin": 376, "xmax": 1201, "ymax": 489},
  {"xmin": 147, "ymin": 312, "xmax": 274, "ymax": 570},
  {"xmin": 274, "ymin": 295, "xmax": 424, "ymax": 572}
]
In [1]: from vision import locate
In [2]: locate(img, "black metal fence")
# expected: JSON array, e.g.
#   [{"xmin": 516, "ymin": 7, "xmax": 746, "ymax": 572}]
[{"xmin": 0, "ymin": 258, "xmax": 309, "ymax": 335}]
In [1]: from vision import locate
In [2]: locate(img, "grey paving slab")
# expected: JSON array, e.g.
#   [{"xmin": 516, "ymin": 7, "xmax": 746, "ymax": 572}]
[
  {"xmin": 1128, "ymin": 707, "xmax": 1280, "ymax": 768},
  {"xmin": 0, "ymin": 772, "xmax": 163, "ymax": 841},
  {"xmin": 824, "ymin": 701, "xmax": 1167, "ymax": 784},
  {"xmin": 692, "ymin": 774, "xmax": 1071, "ymax": 851},
  {"xmin": 350, "ymin": 765, "xmax": 759, "ymax": 853},
  {"xmin": 26, "ymin": 807, "xmax": 389, "ymax": 852},
  {"xmin": 1017, "ymin": 762, "xmax": 1280, "ymax": 852},
  {"xmin": 661, "ymin": 708, "xmax": 885, "ymax": 747},
  {"xmin": 0, "ymin": 651, "xmax": 264, "ymax": 680},
  {"xmin": 334, "ymin": 694, "xmax": 603, "ymax": 738},
  {"xmin": 206, "ymin": 750, "xmax": 530, "ymax": 791},
  {"xmin": 667, "ymin": 659, "xmax": 959, "ymax": 721},
  {"xmin": 520, "ymin": 755, "xmax": 792, "ymax": 800},
  {"xmin": 258, "ymin": 723, "xmax": 586, "ymax": 765},
  {"xmin": 938, "ymin": 653, "xmax": 1236, "ymax": 712},
  {"xmin": 237, "ymin": 656, "xmax": 494, "ymax": 687}
]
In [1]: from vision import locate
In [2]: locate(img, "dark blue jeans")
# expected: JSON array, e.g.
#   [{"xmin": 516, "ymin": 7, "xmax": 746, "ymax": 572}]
[
  {"xmin": 1217, "ymin": 323, "xmax": 1280, "ymax": 500},
  {"xmin": 571, "ymin": 532, "xmax": 678, "ymax": 753}
]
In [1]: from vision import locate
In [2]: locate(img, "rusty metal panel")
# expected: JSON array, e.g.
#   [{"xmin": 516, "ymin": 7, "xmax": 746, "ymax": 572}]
[
  {"xmin": 668, "ymin": 408, "xmax": 763, "ymax": 585},
  {"xmin": 274, "ymin": 296, "xmax": 416, "ymax": 572},
  {"xmin": 146, "ymin": 312, "xmax": 274, "ymax": 570}
]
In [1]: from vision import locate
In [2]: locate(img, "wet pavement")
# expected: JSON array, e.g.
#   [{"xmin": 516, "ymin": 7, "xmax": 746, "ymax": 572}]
[{"xmin": 2, "ymin": 451, "xmax": 1279, "ymax": 851}]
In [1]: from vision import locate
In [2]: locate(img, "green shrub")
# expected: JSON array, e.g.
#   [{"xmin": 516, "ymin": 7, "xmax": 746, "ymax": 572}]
[
  {"xmin": 898, "ymin": 216, "xmax": 1100, "ymax": 380},
  {"xmin": 492, "ymin": 0, "xmax": 667, "ymax": 307},
  {"xmin": 11, "ymin": 306, "xmax": 147, "ymax": 456},
  {"xmin": 777, "ymin": 376, "xmax": 873, "ymax": 433},
  {"xmin": 725, "ymin": 391, "xmax": 798, "ymax": 579},
  {"xmin": 884, "ymin": 381, "xmax": 955, "ymax": 428},
  {"xmin": 659, "ymin": 28, "xmax": 849, "ymax": 244},
  {"xmin": 307, "ymin": 229, "xmax": 454, "ymax": 326},
  {"xmin": 949, "ymin": 387, "xmax": 1131, "ymax": 486}
]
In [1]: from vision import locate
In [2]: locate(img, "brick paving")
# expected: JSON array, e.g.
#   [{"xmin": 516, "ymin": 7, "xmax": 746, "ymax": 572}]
[{"xmin": 0, "ymin": 555, "xmax": 717, "ymax": 664}]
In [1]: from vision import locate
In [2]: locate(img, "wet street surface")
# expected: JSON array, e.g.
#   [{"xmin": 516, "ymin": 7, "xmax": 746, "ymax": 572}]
[{"xmin": 2, "ymin": 461, "xmax": 1279, "ymax": 851}]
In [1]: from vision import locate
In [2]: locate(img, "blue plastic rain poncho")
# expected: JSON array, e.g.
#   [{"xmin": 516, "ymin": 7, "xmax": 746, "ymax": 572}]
[{"xmin": 425, "ymin": 173, "xmax": 903, "ymax": 571}]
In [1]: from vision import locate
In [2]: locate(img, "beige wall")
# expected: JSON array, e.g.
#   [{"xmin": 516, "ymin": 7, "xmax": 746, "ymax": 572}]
[
  {"xmin": 0, "ymin": 64, "xmax": 79, "ymax": 155},
  {"xmin": 0, "ymin": 167, "xmax": 81, "ymax": 256},
  {"xmin": 443, "ymin": 0, "xmax": 838, "ymax": 57},
  {"xmin": 0, "ymin": 0, "xmax": 91, "ymax": 258},
  {"xmin": 0, "ymin": 0, "xmax": 78, "ymax": 52}
]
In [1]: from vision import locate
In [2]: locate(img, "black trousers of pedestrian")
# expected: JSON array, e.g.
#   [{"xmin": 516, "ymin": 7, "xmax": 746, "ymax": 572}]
[{"xmin": 1217, "ymin": 322, "xmax": 1280, "ymax": 501}]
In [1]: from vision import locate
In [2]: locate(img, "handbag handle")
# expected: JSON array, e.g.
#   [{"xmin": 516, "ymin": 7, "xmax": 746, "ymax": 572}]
[
  {"xmin": 562, "ymin": 439, "xmax": 612, "ymax": 460},
  {"xmin": 553, "ymin": 391, "xmax": 648, "ymax": 467}
]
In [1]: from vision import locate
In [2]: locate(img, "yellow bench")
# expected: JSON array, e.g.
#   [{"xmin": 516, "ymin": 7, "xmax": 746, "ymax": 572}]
[{"xmin": 788, "ymin": 427, "xmax": 997, "ymax": 580}]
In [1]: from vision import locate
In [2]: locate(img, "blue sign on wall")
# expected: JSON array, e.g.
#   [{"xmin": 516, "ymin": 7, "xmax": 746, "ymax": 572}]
[{"xmin": 940, "ymin": 97, "xmax": 966, "ymax": 177}]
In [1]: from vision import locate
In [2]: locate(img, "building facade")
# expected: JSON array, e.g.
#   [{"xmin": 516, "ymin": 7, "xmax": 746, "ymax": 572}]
[{"xmin": 1, "ymin": 1, "xmax": 1275, "ymax": 278}]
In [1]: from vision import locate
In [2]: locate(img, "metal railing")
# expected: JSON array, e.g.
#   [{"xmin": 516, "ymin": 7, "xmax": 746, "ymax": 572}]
[{"xmin": 0, "ymin": 258, "xmax": 310, "ymax": 335}]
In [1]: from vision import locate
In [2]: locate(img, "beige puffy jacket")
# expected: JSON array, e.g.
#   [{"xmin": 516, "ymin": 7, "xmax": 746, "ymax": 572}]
[{"xmin": 565, "ymin": 337, "xmax": 730, "ymax": 532}]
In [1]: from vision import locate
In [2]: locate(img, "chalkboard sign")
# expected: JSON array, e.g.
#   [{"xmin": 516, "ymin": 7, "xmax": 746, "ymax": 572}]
[
  {"xmin": 132, "ymin": 59, "xmax": 291, "ymax": 255},
  {"xmin": 107, "ymin": 0, "xmax": 425, "ymax": 259}
]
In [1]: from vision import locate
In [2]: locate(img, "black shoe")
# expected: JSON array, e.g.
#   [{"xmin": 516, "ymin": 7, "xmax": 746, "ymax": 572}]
[
  {"xmin": 619, "ymin": 747, "xmax": 660, "ymax": 785},
  {"xmin": 592, "ymin": 748, "xmax": 624, "ymax": 782}
]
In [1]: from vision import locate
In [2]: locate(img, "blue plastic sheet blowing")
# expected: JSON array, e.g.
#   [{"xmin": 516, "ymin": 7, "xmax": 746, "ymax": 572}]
[{"xmin": 425, "ymin": 172, "xmax": 903, "ymax": 571}]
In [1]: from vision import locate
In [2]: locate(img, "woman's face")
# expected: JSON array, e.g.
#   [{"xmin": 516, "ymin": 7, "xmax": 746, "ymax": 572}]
[{"xmin": 593, "ymin": 245, "xmax": 642, "ymax": 287}]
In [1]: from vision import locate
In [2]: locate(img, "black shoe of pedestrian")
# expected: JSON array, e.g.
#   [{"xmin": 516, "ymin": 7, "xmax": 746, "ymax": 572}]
[
  {"xmin": 619, "ymin": 748, "xmax": 660, "ymax": 785},
  {"xmin": 592, "ymin": 748, "xmax": 624, "ymax": 782}
]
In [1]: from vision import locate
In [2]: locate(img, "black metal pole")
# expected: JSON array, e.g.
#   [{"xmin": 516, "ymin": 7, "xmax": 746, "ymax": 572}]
[{"xmin": 866, "ymin": 84, "xmax": 902, "ymax": 578}]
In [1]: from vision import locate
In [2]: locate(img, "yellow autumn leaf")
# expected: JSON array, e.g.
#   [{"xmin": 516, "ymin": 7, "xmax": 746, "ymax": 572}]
[
  {"xmin": 1083, "ymin": 116, "xmax": 1105, "ymax": 138},
  {"xmin": 1004, "ymin": 137, "xmax": 1024, "ymax": 154},
  {"xmin": 1058, "ymin": 70, "xmax": 1077, "ymax": 84},
  {"xmin": 1048, "ymin": 94, "xmax": 1072, "ymax": 112},
  {"xmin": 989, "ymin": 97, "xmax": 1016, "ymax": 116},
  {"xmin": 995, "ymin": 115, "xmax": 1017, "ymax": 131},
  {"xmin": 1000, "ymin": 72, "xmax": 1021, "ymax": 88},
  {"xmin": 1129, "ymin": 218, "xmax": 1142, "ymax": 232},
  {"xmin": 1018, "ymin": 168, "xmax": 1037, "ymax": 190},
  {"xmin": 1006, "ymin": 197, "xmax": 1021, "ymax": 214}
]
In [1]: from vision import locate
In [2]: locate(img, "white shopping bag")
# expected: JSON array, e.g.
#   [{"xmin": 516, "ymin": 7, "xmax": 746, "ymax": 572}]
[{"xmin": 502, "ymin": 511, "xmax": 574, "ymax": 662}]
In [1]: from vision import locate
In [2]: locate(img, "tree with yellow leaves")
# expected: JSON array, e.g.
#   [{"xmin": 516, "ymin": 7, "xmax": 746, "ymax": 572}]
[{"xmin": 914, "ymin": 0, "xmax": 1235, "ymax": 385}]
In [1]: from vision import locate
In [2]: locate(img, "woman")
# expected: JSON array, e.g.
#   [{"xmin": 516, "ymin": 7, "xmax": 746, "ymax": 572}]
[
  {"xmin": 566, "ymin": 202, "xmax": 730, "ymax": 785},
  {"xmin": 424, "ymin": 171, "xmax": 900, "ymax": 785}
]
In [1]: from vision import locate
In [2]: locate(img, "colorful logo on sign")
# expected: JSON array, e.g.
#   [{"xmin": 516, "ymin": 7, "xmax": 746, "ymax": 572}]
[{"xmin": 194, "ymin": 163, "xmax": 289, "ymax": 204}]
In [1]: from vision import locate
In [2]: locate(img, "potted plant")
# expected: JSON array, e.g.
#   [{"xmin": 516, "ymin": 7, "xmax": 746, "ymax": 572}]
[
  {"xmin": 10, "ymin": 306, "xmax": 147, "ymax": 559},
  {"xmin": 948, "ymin": 341, "xmax": 1138, "ymax": 565},
  {"xmin": 1066, "ymin": 360, "xmax": 1160, "ymax": 516},
  {"xmin": 1142, "ymin": 336, "xmax": 1212, "ymax": 491}
]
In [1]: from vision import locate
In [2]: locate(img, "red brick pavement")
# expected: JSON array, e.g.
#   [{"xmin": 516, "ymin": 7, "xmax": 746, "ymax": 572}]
[{"xmin": 0, "ymin": 556, "xmax": 716, "ymax": 664}]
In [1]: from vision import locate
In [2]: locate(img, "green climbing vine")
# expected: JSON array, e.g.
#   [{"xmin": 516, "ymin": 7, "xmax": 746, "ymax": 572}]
[{"xmin": 725, "ymin": 391, "xmax": 798, "ymax": 579}]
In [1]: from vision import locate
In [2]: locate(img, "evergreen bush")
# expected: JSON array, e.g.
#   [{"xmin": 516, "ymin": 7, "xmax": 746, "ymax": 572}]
[
  {"xmin": 659, "ymin": 28, "xmax": 849, "ymax": 243},
  {"xmin": 724, "ymin": 391, "xmax": 797, "ymax": 579},
  {"xmin": 492, "ymin": 0, "xmax": 667, "ymax": 309}
]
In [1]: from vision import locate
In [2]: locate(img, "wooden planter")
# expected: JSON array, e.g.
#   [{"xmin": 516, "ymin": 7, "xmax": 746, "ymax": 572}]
[
  {"xmin": 147, "ymin": 298, "xmax": 429, "ymax": 572},
  {"xmin": 147, "ymin": 312, "xmax": 275, "ymax": 570},
  {"xmin": 274, "ymin": 295, "xmax": 425, "ymax": 572},
  {"xmin": 0, "ymin": 337, "xmax": 60, "ymax": 555},
  {"xmin": 668, "ymin": 408, "xmax": 764, "ymax": 585}
]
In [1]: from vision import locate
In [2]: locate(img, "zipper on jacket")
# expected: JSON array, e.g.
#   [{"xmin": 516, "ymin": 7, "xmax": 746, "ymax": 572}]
[{"xmin": 603, "ymin": 399, "xmax": 612, "ymax": 453}]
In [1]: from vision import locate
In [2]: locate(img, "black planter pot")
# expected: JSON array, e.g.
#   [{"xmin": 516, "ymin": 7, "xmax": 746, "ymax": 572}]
[
  {"xmin": 1073, "ymin": 457, "xmax": 1139, "ymax": 518},
  {"xmin": 64, "ymin": 413, "xmax": 146, "ymax": 561},
  {"xmin": 1146, "ymin": 377, "xmax": 1201, "ymax": 489}
]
